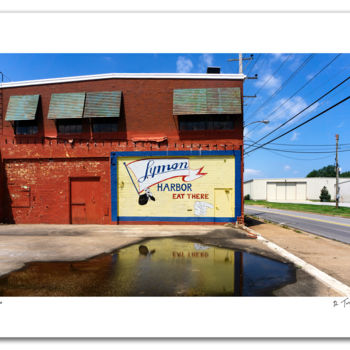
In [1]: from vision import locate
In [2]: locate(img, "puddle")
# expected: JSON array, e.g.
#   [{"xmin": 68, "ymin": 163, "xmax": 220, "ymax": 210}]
[{"xmin": 0, "ymin": 238, "xmax": 296, "ymax": 296}]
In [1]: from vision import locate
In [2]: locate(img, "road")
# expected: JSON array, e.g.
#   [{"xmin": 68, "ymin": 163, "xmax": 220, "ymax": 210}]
[{"xmin": 245, "ymin": 205, "xmax": 350, "ymax": 244}]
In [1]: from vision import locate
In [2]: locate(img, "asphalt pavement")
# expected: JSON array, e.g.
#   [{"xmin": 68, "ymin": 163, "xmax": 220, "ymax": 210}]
[{"xmin": 245, "ymin": 205, "xmax": 350, "ymax": 244}]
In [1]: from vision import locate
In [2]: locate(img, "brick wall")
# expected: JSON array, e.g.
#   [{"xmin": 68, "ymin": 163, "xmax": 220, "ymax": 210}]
[
  {"xmin": 1, "ymin": 141, "xmax": 240, "ymax": 224},
  {"xmin": 0, "ymin": 78, "xmax": 243, "ymax": 142},
  {"xmin": 0, "ymin": 91, "xmax": 5, "ymax": 222},
  {"xmin": 4, "ymin": 158, "xmax": 110, "ymax": 224},
  {"xmin": 0, "ymin": 77, "xmax": 244, "ymax": 224}
]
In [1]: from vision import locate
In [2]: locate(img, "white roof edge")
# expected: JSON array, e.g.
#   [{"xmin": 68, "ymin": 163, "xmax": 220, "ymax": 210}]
[
  {"xmin": 244, "ymin": 177, "xmax": 342, "ymax": 183},
  {"xmin": 0, "ymin": 72, "xmax": 246, "ymax": 89}
]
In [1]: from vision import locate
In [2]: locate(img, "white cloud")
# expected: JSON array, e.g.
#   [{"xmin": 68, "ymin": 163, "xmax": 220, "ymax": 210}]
[
  {"xmin": 265, "ymin": 95, "xmax": 309, "ymax": 124},
  {"xmin": 198, "ymin": 54, "xmax": 214, "ymax": 72},
  {"xmin": 271, "ymin": 53, "xmax": 289, "ymax": 62},
  {"xmin": 244, "ymin": 168, "xmax": 262, "ymax": 177},
  {"xmin": 286, "ymin": 54, "xmax": 303, "ymax": 71},
  {"xmin": 284, "ymin": 165, "xmax": 291, "ymax": 171},
  {"xmin": 306, "ymin": 72, "xmax": 315, "ymax": 80},
  {"xmin": 176, "ymin": 56, "xmax": 193, "ymax": 73},
  {"xmin": 290, "ymin": 132, "xmax": 300, "ymax": 141},
  {"xmin": 250, "ymin": 94, "xmax": 315, "ymax": 139},
  {"xmin": 254, "ymin": 73, "xmax": 281, "ymax": 92},
  {"xmin": 243, "ymin": 127, "xmax": 250, "ymax": 137},
  {"xmin": 306, "ymin": 101, "xmax": 319, "ymax": 114}
]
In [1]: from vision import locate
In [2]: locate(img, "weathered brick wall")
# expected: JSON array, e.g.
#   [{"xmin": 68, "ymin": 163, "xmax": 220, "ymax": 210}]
[
  {"xmin": 4, "ymin": 158, "xmax": 110, "ymax": 224},
  {"xmin": 0, "ymin": 91, "xmax": 6, "ymax": 222},
  {"xmin": 0, "ymin": 78, "xmax": 243, "ymax": 143},
  {"xmin": 0, "ymin": 89, "xmax": 3, "ymax": 135},
  {"xmin": 0, "ymin": 151, "xmax": 6, "ymax": 222},
  {"xmin": 0, "ymin": 77, "xmax": 244, "ymax": 224}
]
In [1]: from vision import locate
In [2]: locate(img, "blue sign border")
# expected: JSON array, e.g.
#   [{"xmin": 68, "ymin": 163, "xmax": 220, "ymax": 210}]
[{"xmin": 110, "ymin": 150, "xmax": 241, "ymax": 223}]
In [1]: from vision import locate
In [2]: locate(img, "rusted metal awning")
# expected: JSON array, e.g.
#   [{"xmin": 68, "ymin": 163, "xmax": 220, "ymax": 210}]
[
  {"xmin": 5, "ymin": 94, "xmax": 40, "ymax": 121},
  {"xmin": 83, "ymin": 91, "xmax": 122, "ymax": 118},
  {"xmin": 131, "ymin": 135, "xmax": 167, "ymax": 142},
  {"xmin": 173, "ymin": 87, "xmax": 241, "ymax": 115},
  {"xmin": 47, "ymin": 92, "xmax": 86, "ymax": 119}
]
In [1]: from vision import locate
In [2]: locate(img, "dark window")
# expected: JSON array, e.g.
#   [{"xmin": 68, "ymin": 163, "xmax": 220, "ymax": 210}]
[
  {"xmin": 179, "ymin": 114, "xmax": 235, "ymax": 131},
  {"xmin": 92, "ymin": 118, "xmax": 118, "ymax": 133},
  {"xmin": 56, "ymin": 119, "xmax": 83, "ymax": 134},
  {"xmin": 14, "ymin": 120, "xmax": 39, "ymax": 135}
]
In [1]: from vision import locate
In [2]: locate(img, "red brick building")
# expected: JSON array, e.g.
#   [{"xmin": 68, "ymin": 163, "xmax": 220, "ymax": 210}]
[{"xmin": 0, "ymin": 72, "xmax": 245, "ymax": 225}]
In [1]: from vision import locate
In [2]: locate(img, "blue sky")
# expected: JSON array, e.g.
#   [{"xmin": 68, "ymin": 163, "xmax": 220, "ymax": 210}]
[{"xmin": 0, "ymin": 53, "xmax": 349, "ymax": 180}]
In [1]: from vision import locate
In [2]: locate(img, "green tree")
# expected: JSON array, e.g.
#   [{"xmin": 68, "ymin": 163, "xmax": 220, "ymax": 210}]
[
  {"xmin": 340, "ymin": 171, "xmax": 350, "ymax": 178},
  {"xmin": 319, "ymin": 186, "xmax": 331, "ymax": 202},
  {"xmin": 307, "ymin": 165, "xmax": 336, "ymax": 177}
]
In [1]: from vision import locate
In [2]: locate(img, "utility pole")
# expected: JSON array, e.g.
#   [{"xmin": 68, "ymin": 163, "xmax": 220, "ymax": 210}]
[
  {"xmin": 227, "ymin": 54, "xmax": 253, "ymax": 75},
  {"xmin": 239, "ymin": 53, "xmax": 243, "ymax": 74},
  {"xmin": 335, "ymin": 134, "xmax": 340, "ymax": 209}
]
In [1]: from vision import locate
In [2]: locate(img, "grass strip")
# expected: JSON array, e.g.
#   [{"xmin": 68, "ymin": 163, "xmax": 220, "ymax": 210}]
[{"xmin": 245, "ymin": 200, "xmax": 350, "ymax": 218}]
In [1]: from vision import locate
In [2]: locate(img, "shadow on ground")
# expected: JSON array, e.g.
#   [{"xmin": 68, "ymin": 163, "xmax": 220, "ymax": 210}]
[{"xmin": 244, "ymin": 216, "xmax": 265, "ymax": 227}]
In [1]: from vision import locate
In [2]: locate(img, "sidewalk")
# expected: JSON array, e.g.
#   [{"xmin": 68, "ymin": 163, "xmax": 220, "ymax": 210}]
[
  {"xmin": 0, "ymin": 224, "xmax": 281, "ymax": 278},
  {"xmin": 0, "ymin": 223, "xmax": 347, "ymax": 296},
  {"xmin": 245, "ymin": 216, "xmax": 350, "ymax": 295}
]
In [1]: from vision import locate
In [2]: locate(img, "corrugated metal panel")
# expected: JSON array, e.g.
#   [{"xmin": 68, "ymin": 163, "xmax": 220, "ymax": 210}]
[
  {"xmin": 173, "ymin": 87, "xmax": 241, "ymax": 115},
  {"xmin": 84, "ymin": 91, "xmax": 121, "ymax": 118},
  {"xmin": 173, "ymin": 89, "xmax": 207, "ymax": 115},
  {"xmin": 207, "ymin": 88, "xmax": 241, "ymax": 114},
  {"xmin": 5, "ymin": 95, "xmax": 40, "ymax": 121},
  {"xmin": 47, "ymin": 92, "xmax": 85, "ymax": 119}
]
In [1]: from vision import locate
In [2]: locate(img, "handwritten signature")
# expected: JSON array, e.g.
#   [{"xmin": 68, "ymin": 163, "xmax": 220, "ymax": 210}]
[{"xmin": 333, "ymin": 298, "xmax": 350, "ymax": 308}]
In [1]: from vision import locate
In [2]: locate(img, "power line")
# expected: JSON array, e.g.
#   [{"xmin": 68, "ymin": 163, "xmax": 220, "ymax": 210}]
[
  {"xmin": 245, "ymin": 54, "xmax": 314, "ymax": 122},
  {"xmin": 246, "ymin": 53, "xmax": 261, "ymax": 76},
  {"xmin": 245, "ymin": 57, "xmax": 350, "ymax": 144},
  {"xmin": 245, "ymin": 94, "xmax": 350, "ymax": 155},
  {"xmin": 244, "ymin": 143, "xmax": 350, "ymax": 154},
  {"xmin": 267, "ymin": 54, "xmax": 341, "ymax": 119},
  {"xmin": 245, "ymin": 54, "xmax": 341, "ymax": 136},
  {"xmin": 244, "ymin": 136, "xmax": 350, "ymax": 147},
  {"xmin": 244, "ymin": 54, "xmax": 291, "ymax": 116},
  {"xmin": 0, "ymin": 71, "xmax": 11, "ymax": 82},
  {"xmin": 245, "ymin": 76, "xmax": 350, "ymax": 151},
  {"xmin": 246, "ymin": 56, "xmax": 349, "ymax": 130},
  {"xmin": 245, "ymin": 76, "xmax": 349, "ymax": 149},
  {"xmin": 252, "ymin": 54, "xmax": 291, "ymax": 96},
  {"xmin": 270, "ymin": 143, "xmax": 350, "ymax": 147},
  {"xmin": 257, "ymin": 149, "xmax": 335, "ymax": 161}
]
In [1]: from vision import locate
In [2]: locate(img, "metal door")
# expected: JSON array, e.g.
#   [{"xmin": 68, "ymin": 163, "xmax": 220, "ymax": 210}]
[
  {"xmin": 286, "ymin": 183, "xmax": 297, "ymax": 200},
  {"xmin": 276, "ymin": 183, "xmax": 285, "ymax": 201},
  {"xmin": 214, "ymin": 188, "xmax": 233, "ymax": 220},
  {"xmin": 296, "ymin": 182, "xmax": 307, "ymax": 200},
  {"xmin": 70, "ymin": 177, "xmax": 103, "ymax": 224},
  {"xmin": 266, "ymin": 182, "xmax": 276, "ymax": 201}
]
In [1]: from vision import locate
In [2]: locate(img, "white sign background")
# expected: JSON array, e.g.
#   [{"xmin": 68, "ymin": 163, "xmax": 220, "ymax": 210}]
[{"xmin": 126, "ymin": 158, "xmax": 206, "ymax": 193}]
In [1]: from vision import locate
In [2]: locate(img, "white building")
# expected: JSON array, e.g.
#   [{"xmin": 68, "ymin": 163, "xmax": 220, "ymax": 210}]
[
  {"xmin": 244, "ymin": 177, "xmax": 350, "ymax": 202},
  {"xmin": 339, "ymin": 179, "xmax": 350, "ymax": 202}
]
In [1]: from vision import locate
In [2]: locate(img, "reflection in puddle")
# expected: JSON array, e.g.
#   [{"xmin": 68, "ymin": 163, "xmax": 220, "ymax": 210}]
[{"xmin": 0, "ymin": 238, "xmax": 296, "ymax": 296}]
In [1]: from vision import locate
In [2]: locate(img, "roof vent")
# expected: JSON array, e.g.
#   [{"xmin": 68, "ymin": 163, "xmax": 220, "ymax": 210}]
[{"xmin": 206, "ymin": 67, "xmax": 221, "ymax": 74}]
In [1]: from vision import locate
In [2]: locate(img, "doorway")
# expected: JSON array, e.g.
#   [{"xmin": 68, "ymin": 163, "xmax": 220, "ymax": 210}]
[
  {"xmin": 214, "ymin": 188, "xmax": 233, "ymax": 221},
  {"xmin": 70, "ymin": 177, "xmax": 103, "ymax": 224}
]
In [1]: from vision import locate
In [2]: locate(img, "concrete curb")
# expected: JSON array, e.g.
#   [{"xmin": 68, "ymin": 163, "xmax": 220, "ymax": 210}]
[{"xmin": 241, "ymin": 225, "xmax": 350, "ymax": 297}]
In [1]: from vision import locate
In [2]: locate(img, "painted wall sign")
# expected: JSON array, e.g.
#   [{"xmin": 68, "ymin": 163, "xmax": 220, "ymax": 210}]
[
  {"xmin": 124, "ymin": 158, "xmax": 207, "ymax": 205},
  {"xmin": 110, "ymin": 150, "xmax": 242, "ymax": 223}
]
